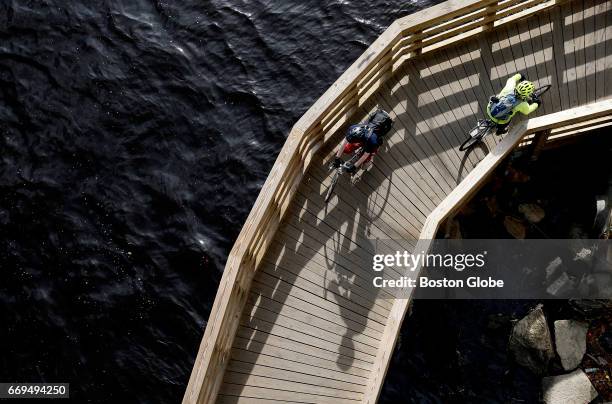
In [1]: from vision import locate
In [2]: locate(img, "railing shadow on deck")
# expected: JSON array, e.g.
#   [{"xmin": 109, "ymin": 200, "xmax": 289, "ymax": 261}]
[{"xmin": 228, "ymin": 165, "xmax": 390, "ymax": 395}]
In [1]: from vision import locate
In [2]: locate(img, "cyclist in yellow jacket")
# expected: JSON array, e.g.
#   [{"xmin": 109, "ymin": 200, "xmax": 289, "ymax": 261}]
[{"xmin": 487, "ymin": 73, "xmax": 541, "ymax": 135}]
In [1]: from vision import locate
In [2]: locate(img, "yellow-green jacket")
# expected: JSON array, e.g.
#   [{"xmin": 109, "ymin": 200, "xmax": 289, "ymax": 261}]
[{"xmin": 486, "ymin": 73, "xmax": 539, "ymax": 124}]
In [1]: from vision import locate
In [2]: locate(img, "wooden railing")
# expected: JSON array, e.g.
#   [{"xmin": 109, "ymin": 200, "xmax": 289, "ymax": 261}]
[
  {"xmin": 362, "ymin": 98, "xmax": 612, "ymax": 403},
  {"xmin": 183, "ymin": 1, "xmax": 570, "ymax": 402}
]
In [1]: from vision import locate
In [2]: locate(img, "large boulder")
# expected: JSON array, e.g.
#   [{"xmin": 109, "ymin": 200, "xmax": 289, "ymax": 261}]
[
  {"xmin": 504, "ymin": 216, "xmax": 527, "ymax": 239},
  {"xmin": 509, "ymin": 304, "xmax": 554, "ymax": 374},
  {"xmin": 554, "ymin": 320, "xmax": 589, "ymax": 371},
  {"xmin": 546, "ymin": 272, "xmax": 576, "ymax": 298},
  {"xmin": 542, "ymin": 369, "xmax": 598, "ymax": 404},
  {"xmin": 545, "ymin": 257, "xmax": 563, "ymax": 281},
  {"xmin": 519, "ymin": 203, "xmax": 546, "ymax": 223}
]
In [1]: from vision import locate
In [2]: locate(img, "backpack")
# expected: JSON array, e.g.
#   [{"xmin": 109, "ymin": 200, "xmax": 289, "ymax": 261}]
[
  {"xmin": 367, "ymin": 109, "xmax": 393, "ymax": 137},
  {"xmin": 489, "ymin": 93, "xmax": 521, "ymax": 121}
]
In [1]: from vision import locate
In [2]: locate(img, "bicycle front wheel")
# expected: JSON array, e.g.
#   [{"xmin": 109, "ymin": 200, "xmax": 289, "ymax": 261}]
[
  {"xmin": 533, "ymin": 84, "xmax": 551, "ymax": 98},
  {"xmin": 324, "ymin": 171, "xmax": 340, "ymax": 203}
]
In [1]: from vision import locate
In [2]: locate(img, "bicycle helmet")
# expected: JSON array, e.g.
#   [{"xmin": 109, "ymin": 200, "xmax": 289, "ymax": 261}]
[
  {"xmin": 515, "ymin": 80, "xmax": 535, "ymax": 99},
  {"xmin": 346, "ymin": 124, "xmax": 370, "ymax": 142}
]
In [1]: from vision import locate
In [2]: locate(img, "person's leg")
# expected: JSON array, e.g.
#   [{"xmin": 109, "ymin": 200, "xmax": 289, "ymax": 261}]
[
  {"xmin": 496, "ymin": 122, "xmax": 509, "ymax": 135},
  {"xmin": 336, "ymin": 138, "xmax": 348, "ymax": 158}
]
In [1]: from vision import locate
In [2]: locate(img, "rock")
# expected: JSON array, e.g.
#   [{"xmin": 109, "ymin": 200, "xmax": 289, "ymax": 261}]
[
  {"xmin": 573, "ymin": 246, "xmax": 595, "ymax": 266},
  {"xmin": 519, "ymin": 203, "xmax": 546, "ymax": 223},
  {"xmin": 504, "ymin": 216, "xmax": 527, "ymax": 239},
  {"xmin": 554, "ymin": 320, "xmax": 589, "ymax": 371},
  {"xmin": 509, "ymin": 304, "xmax": 554, "ymax": 374},
  {"xmin": 578, "ymin": 273, "xmax": 612, "ymax": 298},
  {"xmin": 542, "ymin": 369, "xmax": 598, "ymax": 404},
  {"xmin": 568, "ymin": 299, "xmax": 612, "ymax": 319},
  {"xmin": 593, "ymin": 198, "xmax": 611, "ymax": 238},
  {"xmin": 545, "ymin": 257, "xmax": 563, "ymax": 281},
  {"xmin": 547, "ymin": 272, "xmax": 576, "ymax": 298}
]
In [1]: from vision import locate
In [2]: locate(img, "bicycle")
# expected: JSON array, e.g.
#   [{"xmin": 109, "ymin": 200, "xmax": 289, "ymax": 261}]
[
  {"xmin": 324, "ymin": 146, "xmax": 364, "ymax": 203},
  {"xmin": 459, "ymin": 84, "xmax": 552, "ymax": 151}
]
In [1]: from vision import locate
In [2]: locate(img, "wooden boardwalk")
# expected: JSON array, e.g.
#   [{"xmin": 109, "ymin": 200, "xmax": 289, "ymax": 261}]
[{"xmin": 186, "ymin": 0, "xmax": 612, "ymax": 402}]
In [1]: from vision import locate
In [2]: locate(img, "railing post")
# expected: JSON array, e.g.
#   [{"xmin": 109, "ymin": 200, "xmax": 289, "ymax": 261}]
[
  {"xmin": 413, "ymin": 30, "xmax": 424, "ymax": 57},
  {"xmin": 530, "ymin": 129, "xmax": 551, "ymax": 161},
  {"xmin": 484, "ymin": 0, "xmax": 498, "ymax": 31}
]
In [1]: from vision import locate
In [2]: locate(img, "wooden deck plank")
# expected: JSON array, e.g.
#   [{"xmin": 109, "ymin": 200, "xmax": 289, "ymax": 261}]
[
  {"xmin": 277, "ymin": 217, "xmax": 407, "ymax": 284},
  {"xmin": 374, "ymin": 92, "xmax": 457, "ymax": 195},
  {"xmin": 593, "ymin": 0, "xmax": 607, "ymax": 100},
  {"xmin": 281, "ymin": 191, "xmax": 416, "ymax": 279},
  {"xmin": 381, "ymin": 69, "xmax": 459, "ymax": 192},
  {"xmin": 452, "ymin": 38, "xmax": 502, "ymax": 151},
  {"xmin": 356, "ymin": 95, "xmax": 449, "ymax": 203},
  {"xmin": 529, "ymin": 10, "xmax": 562, "ymax": 113},
  {"xmin": 572, "ymin": 0, "xmax": 588, "ymax": 105},
  {"xmin": 492, "ymin": 25, "xmax": 520, "ymax": 85},
  {"xmin": 218, "ymin": 383, "xmax": 359, "ymax": 404},
  {"xmin": 259, "ymin": 260, "xmax": 390, "ymax": 322},
  {"xmin": 549, "ymin": 7, "xmax": 572, "ymax": 111},
  {"xmin": 254, "ymin": 260, "xmax": 388, "ymax": 328},
  {"xmin": 240, "ymin": 301, "xmax": 380, "ymax": 360},
  {"xmin": 249, "ymin": 274, "xmax": 385, "ymax": 334},
  {"xmin": 401, "ymin": 61, "xmax": 467, "ymax": 173},
  {"xmin": 560, "ymin": 3, "xmax": 581, "ymax": 108},
  {"xmin": 229, "ymin": 349, "xmax": 369, "ymax": 386},
  {"xmin": 583, "ymin": 0, "xmax": 598, "ymax": 103},
  {"xmin": 419, "ymin": 50, "xmax": 486, "ymax": 166},
  {"xmin": 266, "ymin": 233, "xmax": 397, "ymax": 303},
  {"xmin": 226, "ymin": 358, "xmax": 365, "ymax": 393},
  {"xmin": 246, "ymin": 279, "xmax": 384, "ymax": 342},
  {"xmin": 218, "ymin": 395, "xmax": 300, "ymax": 404},
  {"xmin": 604, "ymin": 0, "xmax": 612, "ymax": 96},
  {"xmin": 242, "ymin": 294, "xmax": 382, "ymax": 349},
  {"xmin": 299, "ymin": 168, "xmax": 425, "ymax": 242},
  {"xmin": 264, "ymin": 240, "xmax": 394, "ymax": 312},
  {"xmin": 223, "ymin": 372, "xmax": 363, "ymax": 401},
  {"xmin": 306, "ymin": 162, "xmax": 427, "ymax": 235},
  {"xmin": 232, "ymin": 330, "xmax": 373, "ymax": 374},
  {"xmin": 238, "ymin": 315, "xmax": 377, "ymax": 366},
  {"xmin": 516, "ymin": 18, "xmax": 548, "ymax": 115},
  {"xmin": 291, "ymin": 182, "xmax": 416, "ymax": 266}
]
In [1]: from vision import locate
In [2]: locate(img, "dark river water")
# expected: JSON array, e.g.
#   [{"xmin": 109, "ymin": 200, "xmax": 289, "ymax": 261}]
[{"xmin": 0, "ymin": 1, "xmax": 440, "ymax": 402}]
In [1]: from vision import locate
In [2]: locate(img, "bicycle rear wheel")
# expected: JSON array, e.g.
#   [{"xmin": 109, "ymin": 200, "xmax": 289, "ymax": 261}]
[
  {"xmin": 459, "ymin": 120, "xmax": 493, "ymax": 151},
  {"xmin": 533, "ymin": 84, "xmax": 551, "ymax": 98},
  {"xmin": 324, "ymin": 171, "xmax": 340, "ymax": 203},
  {"xmin": 459, "ymin": 135, "xmax": 481, "ymax": 151}
]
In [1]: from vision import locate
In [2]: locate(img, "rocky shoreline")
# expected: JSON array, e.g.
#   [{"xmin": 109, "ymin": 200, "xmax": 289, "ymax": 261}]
[{"xmin": 443, "ymin": 131, "xmax": 611, "ymax": 403}]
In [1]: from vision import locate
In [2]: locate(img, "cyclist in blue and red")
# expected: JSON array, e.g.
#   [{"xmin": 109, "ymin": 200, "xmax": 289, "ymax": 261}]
[
  {"xmin": 332, "ymin": 124, "xmax": 381, "ymax": 174},
  {"xmin": 332, "ymin": 109, "xmax": 392, "ymax": 174}
]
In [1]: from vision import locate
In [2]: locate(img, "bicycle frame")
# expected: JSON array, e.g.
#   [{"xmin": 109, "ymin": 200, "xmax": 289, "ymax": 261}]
[{"xmin": 324, "ymin": 147, "xmax": 365, "ymax": 203}]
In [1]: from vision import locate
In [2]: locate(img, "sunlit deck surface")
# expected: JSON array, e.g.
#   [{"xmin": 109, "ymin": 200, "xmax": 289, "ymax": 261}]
[{"xmin": 189, "ymin": 1, "xmax": 612, "ymax": 402}]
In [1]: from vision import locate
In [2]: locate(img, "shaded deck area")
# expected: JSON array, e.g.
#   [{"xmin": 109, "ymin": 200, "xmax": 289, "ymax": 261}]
[{"xmin": 194, "ymin": 1, "xmax": 612, "ymax": 402}]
